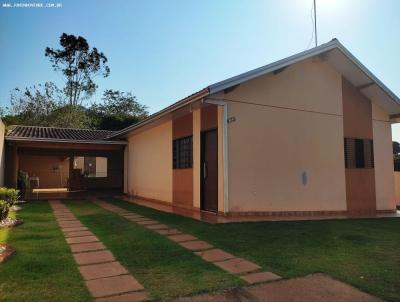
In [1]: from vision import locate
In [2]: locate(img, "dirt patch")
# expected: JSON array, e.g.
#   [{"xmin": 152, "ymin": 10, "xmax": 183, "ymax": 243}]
[
  {"xmin": 0, "ymin": 244, "xmax": 16, "ymax": 263},
  {"xmin": 166, "ymin": 274, "xmax": 382, "ymax": 302}
]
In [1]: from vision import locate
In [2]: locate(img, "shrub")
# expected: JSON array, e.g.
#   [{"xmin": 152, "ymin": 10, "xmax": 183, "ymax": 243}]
[{"xmin": 0, "ymin": 187, "xmax": 20, "ymax": 221}]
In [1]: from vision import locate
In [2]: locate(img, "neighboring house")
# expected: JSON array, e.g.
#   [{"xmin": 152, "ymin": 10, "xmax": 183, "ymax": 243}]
[{"xmin": 4, "ymin": 39, "xmax": 400, "ymax": 216}]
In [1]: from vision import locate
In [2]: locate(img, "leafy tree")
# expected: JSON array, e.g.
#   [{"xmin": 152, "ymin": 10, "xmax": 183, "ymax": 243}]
[
  {"xmin": 88, "ymin": 89, "xmax": 148, "ymax": 130},
  {"xmin": 45, "ymin": 33, "xmax": 110, "ymax": 106},
  {"xmin": 47, "ymin": 105, "xmax": 90, "ymax": 129},
  {"xmin": 2, "ymin": 82, "xmax": 62, "ymax": 126},
  {"xmin": 393, "ymin": 141, "xmax": 400, "ymax": 171},
  {"xmin": 393, "ymin": 141, "xmax": 400, "ymax": 155}
]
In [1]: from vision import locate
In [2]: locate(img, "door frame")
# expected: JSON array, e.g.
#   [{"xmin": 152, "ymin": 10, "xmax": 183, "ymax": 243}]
[{"xmin": 200, "ymin": 128, "xmax": 218, "ymax": 212}]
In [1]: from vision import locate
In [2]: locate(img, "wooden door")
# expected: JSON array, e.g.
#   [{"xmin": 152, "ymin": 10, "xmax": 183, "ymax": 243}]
[{"xmin": 201, "ymin": 129, "xmax": 218, "ymax": 212}]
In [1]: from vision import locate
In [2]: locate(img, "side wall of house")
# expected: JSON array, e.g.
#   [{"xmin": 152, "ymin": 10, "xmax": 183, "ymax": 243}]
[
  {"xmin": 0, "ymin": 120, "xmax": 5, "ymax": 186},
  {"xmin": 220, "ymin": 58, "xmax": 348, "ymax": 213},
  {"xmin": 126, "ymin": 121, "xmax": 173, "ymax": 202}
]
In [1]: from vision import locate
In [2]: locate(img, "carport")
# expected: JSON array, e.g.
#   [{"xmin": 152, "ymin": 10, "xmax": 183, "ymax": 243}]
[{"xmin": 4, "ymin": 126, "xmax": 126, "ymax": 198}]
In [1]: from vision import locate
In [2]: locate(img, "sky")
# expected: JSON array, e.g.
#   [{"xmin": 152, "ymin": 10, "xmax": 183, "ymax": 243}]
[{"xmin": 0, "ymin": 0, "xmax": 399, "ymax": 138}]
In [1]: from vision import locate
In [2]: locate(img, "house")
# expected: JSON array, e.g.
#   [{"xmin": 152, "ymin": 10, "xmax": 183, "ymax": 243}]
[{"xmin": 2, "ymin": 39, "xmax": 400, "ymax": 216}]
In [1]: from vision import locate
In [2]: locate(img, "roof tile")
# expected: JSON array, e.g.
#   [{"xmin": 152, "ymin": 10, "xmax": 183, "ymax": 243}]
[{"xmin": 6, "ymin": 125, "xmax": 117, "ymax": 142}]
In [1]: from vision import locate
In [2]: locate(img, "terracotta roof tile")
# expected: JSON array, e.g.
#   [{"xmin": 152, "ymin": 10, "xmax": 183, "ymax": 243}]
[{"xmin": 6, "ymin": 125, "xmax": 117, "ymax": 142}]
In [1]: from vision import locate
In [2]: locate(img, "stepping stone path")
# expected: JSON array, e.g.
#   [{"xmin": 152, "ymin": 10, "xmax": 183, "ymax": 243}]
[
  {"xmin": 50, "ymin": 200, "xmax": 149, "ymax": 302},
  {"xmin": 92, "ymin": 199, "xmax": 282, "ymax": 285}
]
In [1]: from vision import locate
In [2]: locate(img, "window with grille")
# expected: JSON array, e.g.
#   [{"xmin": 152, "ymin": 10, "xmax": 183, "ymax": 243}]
[
  {"xmin": 344, "ymin": 138, "xmax": 374, "ymax": 169},
  {"xmin": 173, "ymin": 136, "xmax": 193, "ymax": 169}
]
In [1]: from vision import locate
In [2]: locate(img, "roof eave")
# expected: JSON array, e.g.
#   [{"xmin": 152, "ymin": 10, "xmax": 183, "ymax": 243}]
[
  {"xmin": 208, "ymin": 39, "xmax": 400, "ymax": 107},
  {"xmin": 208, "ymin": 39, "xmax": 340, "ymax": 94},
  {"xmin": 108, "ymin": 88, "xmax": 209, "ymax": 139},
  {"xmin": 5, "ymin": 137, "xmax": 127, "ymax": 145}
]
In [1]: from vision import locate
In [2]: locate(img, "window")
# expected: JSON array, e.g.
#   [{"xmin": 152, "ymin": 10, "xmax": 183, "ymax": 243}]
[
  {"xmin": 173, "ymin": 136, "xmax": 193, "ymax": 169},
  {"xmin": 344, "ymin": 138, "xmax": 374, "ymax": 169},
  {"xmin": 73, "ymin": 156, "xmax": 108, "ymax": 177}
]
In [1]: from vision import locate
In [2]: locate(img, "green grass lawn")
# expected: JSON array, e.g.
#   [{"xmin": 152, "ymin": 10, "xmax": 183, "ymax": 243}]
[
  {"xmin": 104, "ymin": 197, "xmax": 400, "ymax": 302},
  {"xmin": 0, "ymin": 201, "xmax": 92, "ymax": 302},
  {"xmin": 66, "ymin": 200, "xmax": 243, "ymax": 300}
]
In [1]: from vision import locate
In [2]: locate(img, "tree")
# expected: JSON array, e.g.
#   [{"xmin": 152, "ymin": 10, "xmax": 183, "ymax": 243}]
[
  {"xmin": 393, "ymin": 141, "xmax": 400, "ymax": 171},
  {"xmin": 87, "ymin": 89, "xmax": 148, "ymax": 130},
  {"xmin": 48, "ymin": 105, "xmax": 90, "ymax": 129},
  {"xmin": 45, "ymin": 33, "xmax": 110, "ymax": 106},
  {"xmin": 3, "ymin": 82, "xmax": 62, "ymax": 126}
]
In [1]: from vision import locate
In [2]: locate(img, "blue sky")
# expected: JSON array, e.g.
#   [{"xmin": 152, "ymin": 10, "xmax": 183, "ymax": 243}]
[{"xmin": 1, "ymin": 0, "xmax": 399, "ymax": 138}]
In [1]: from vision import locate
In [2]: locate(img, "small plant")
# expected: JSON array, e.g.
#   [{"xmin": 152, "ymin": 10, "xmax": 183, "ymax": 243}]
[{"xmin": 0, "ymin": 188, "xmax": 20, "ymax": 221}]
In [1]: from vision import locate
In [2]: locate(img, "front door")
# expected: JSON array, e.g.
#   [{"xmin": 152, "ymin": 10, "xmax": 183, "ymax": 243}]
[{"xmin": 201, "ymin": 129, "xmax": 218, "ymax": 212}]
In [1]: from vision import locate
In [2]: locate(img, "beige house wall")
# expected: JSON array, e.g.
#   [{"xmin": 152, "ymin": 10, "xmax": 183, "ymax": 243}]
[
  {"xmin": 219, "ymin": 58, "xmax": 347, "ymax": 212},
  {"xmin": 0, "ymin": 120, "xmax": 5, "ymax": 186},
  {"xmin": 126, "ymin": 121, "xmax": 173, "ymax": 203},
  {"xmin": 372, "ymin": 103, "xmax": 396, "ymax": 211}
]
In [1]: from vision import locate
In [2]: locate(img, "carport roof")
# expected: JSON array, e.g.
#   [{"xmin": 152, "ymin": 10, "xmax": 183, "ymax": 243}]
[{"xmin": 5, "ymin": 125, "xmax": 126, "ymax": 145}]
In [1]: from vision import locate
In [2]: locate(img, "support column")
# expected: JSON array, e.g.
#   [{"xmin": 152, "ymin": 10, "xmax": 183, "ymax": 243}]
[
  {"xmin": 10, "ymin": 145, "xmax": 18, "ymax": 188},
  {"xmin": 193, "ymin": 108, "xmax": 201, "ymax": 209}
]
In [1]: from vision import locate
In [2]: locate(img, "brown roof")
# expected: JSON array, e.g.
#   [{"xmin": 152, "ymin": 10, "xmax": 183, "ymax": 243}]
[{"xmin": 6, "ymin": 125, "xmax": 118, "ymax": 142}]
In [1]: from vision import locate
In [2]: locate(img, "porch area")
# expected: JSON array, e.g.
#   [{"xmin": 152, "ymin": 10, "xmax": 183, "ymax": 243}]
[{"xmin": 4, "ymin": 125, "xmax": 126, "ymax": 198}]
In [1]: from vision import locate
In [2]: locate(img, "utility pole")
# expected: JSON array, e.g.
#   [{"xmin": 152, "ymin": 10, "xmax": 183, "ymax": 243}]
[{"xmin": 314, "ymin": 0, "xmax": 318, "ymax": 47}]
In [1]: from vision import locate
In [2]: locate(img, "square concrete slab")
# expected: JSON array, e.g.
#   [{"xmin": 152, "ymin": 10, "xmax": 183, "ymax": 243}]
[
  {"xmin": 136, "ymin": 220, "xmax": 159, "ymax": 225},
  {"xmin": 85, "ymin": 274, "xmax": 144, "ymax": 298},
  {"xmin": 65, "ymin": 230, "xmax": 94, "ymax": 238},
  {"xmin": 128, "ymin": 217, "xmax": 148, "ymax": 222},
  {"xmin": 70, "ymin": 242, "xmax": 106, "ymax": 253},
  {"xmin": 55, "ymin": 215, "xmax": 75, "ymax": 219},
  {"xmin": 167, "ymin": 234, "xmax": 197, "ymax": 243},
  {"xmin": 240, "ymin": 271, "xmax": 282, "ymax": 284},
  {"xmin": 62, "ymin": 226, "xmax": 88, "ymax": 232},
  {"xmin": 95, "ymin": 291, "xmax": 149, "ymax": 302},
  {"xmin": 59, "ymin": 222, "xmax": 84, "ymax": 228},
  {"xmin": 155, "ymin": 228, "xmax": 182, "ymax": 236},
  {"xmin": 121, "ymin": 213, "xmax": 140, "ymax": 217},
  {"xmin": 195, "ymin": 249, "xmax": 235, "ymax": 262},
  {"xmin": 79, "ymin": 261, "xmax": 128, "ymax": 280},
  {"xmin": 54, "ymin": 211, "xmax": 71, "ymax": 215},
  {"xmin": 67, "ymin": 235, "xmax": 99, "ymax": 244},
  {"xmin": 145, "ymin": 224, "xmax": 169, "ymax": 230},
  {"xmin": 179, "ymin": 240, "xmax": 213, "ymax": 251},
  {"xmin": 214, "ymin": 258, "xmax": 261, "ymax": 275},
  {"xmin": 74, "ymin": 250, "xmax": 115, "ymax": 265},
  {"xmin": 56, "ymin": 217, "xmax": 76, "ymax": 221}
]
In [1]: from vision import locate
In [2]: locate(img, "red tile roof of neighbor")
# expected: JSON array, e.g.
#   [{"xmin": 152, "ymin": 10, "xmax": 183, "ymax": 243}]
[{"xmin": 5, "ymin": 125, "xmax": 121, "ymax": 143}]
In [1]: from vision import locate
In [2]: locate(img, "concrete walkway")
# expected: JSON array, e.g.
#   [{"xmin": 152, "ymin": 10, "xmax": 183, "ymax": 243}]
[
  {"xmin": 50, "ymin": 200, "xmax": 149, "ymax": 302},
  {"xmin": 92, "ymin": 199, "xmax": 281, "ymax": 285}
]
